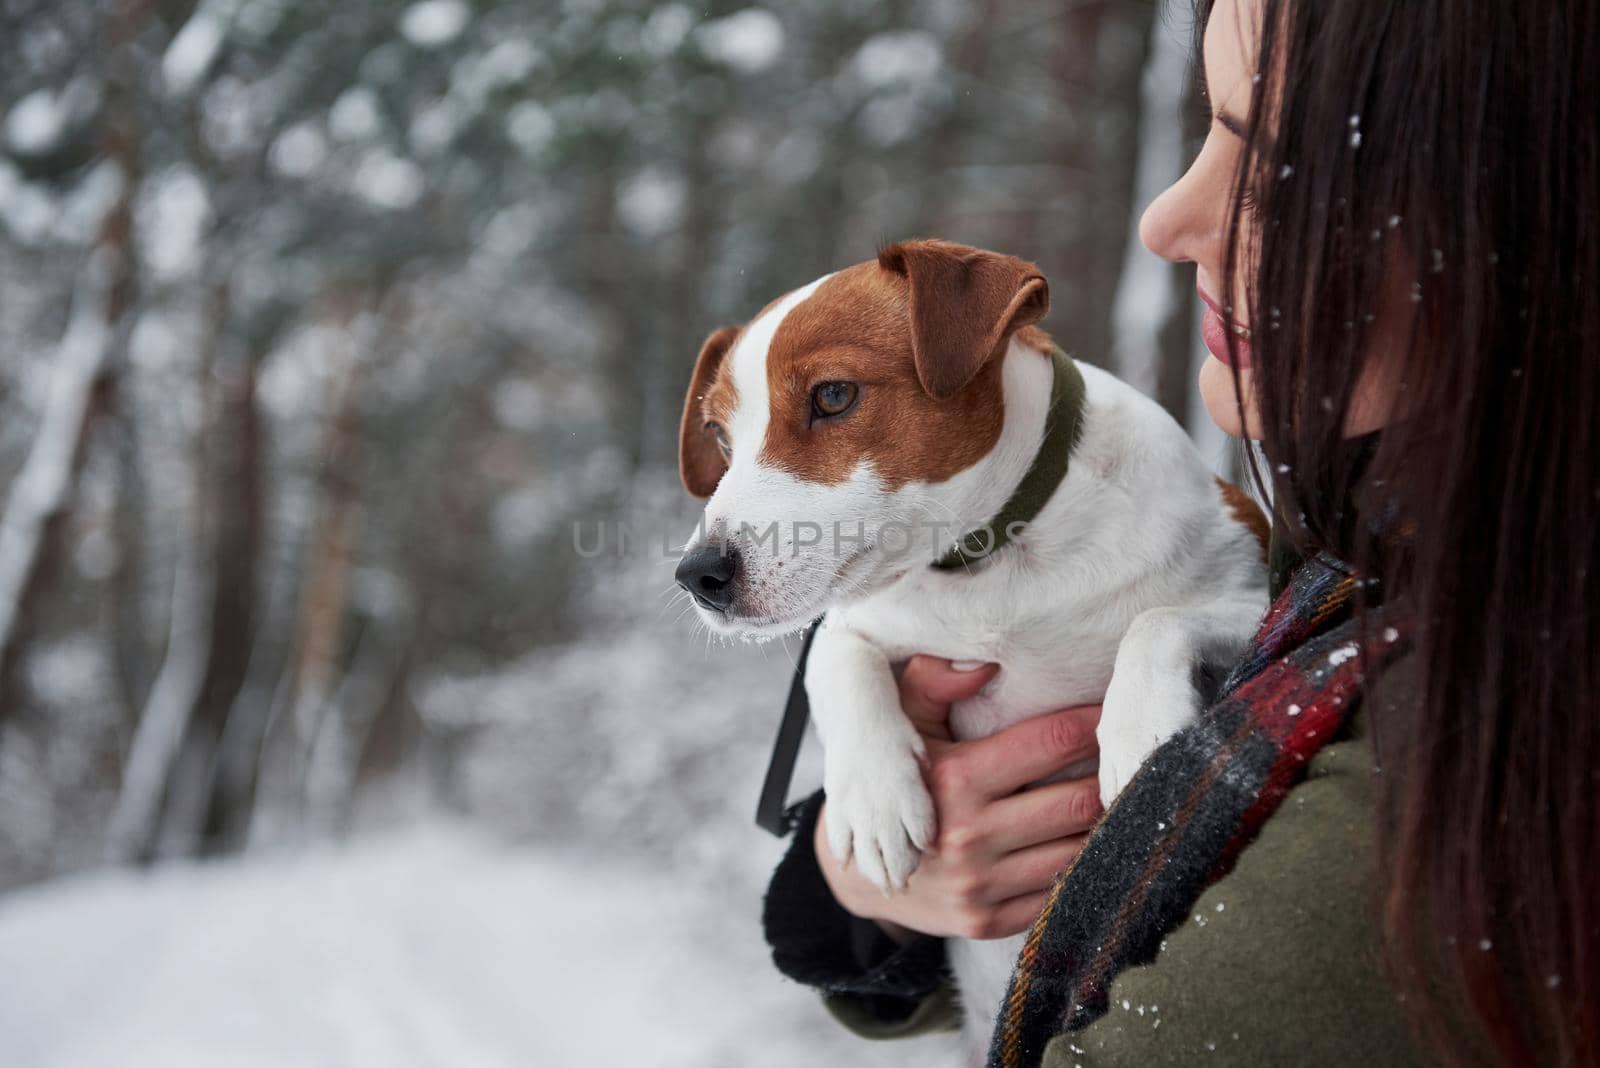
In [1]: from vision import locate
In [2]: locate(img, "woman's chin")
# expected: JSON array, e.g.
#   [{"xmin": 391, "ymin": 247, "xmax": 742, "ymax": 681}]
[{"xmin": 1198, "ymin": 356, "xmax": 1258, "ymax": 440}]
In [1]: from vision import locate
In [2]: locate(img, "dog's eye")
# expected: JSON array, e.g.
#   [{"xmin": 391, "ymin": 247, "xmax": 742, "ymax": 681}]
[
  {"xmin": 705, "ymin": 422, "xmax": 732, "ymax": 460},
  {"xmin": 810, "ymin": 382, "xmax": 859, "ymax": 420}
]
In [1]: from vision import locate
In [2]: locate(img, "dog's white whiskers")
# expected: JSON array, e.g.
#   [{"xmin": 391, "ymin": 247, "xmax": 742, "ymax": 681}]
[
  {"xmin": 657, "ymin": 587, "xmax": 695, "ymax": 624},
  {"xmin": 776, "ymin": 633, "xmax": 800, "ymax": 672}
]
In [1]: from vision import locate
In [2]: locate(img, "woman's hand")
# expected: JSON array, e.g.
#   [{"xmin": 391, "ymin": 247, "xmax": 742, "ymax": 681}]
[{"xmin": 815, "ymin": 656, "xmax": 1104, "ymax": 942}]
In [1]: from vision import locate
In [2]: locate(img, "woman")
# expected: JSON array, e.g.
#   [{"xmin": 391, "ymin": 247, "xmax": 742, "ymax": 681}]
[{"xmin": 762, "ymin": 0, "xmax": 1599, "ymax": 1064}]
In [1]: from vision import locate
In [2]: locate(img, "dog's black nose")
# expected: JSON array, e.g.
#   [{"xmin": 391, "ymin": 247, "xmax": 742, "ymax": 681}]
[{"xmin": 676, "ymin": 543, "xmax": 739, "ymax": 612}]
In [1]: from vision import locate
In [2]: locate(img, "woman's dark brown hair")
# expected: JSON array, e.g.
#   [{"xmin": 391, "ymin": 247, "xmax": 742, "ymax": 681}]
[{"xmin": 1200, "ymin": 0, "xmax": 1599, "ymax": 1062}]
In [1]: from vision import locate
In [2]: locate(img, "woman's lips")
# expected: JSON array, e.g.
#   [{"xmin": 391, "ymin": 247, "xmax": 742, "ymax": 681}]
[{"xmin": 1198, "ymin": 287, "xmax": 1253, "ymax": 369}]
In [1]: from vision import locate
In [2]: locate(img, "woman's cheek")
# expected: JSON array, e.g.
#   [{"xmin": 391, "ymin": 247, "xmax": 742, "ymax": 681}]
[{"xmin": 1199, "ymin": 357, "xmax": 1260, "ymax": 439}]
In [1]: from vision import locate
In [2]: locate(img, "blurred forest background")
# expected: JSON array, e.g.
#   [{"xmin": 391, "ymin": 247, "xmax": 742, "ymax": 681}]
[{"xmin": 0, "ymin": 0, "xmax": 1228, "ymax": 1063}]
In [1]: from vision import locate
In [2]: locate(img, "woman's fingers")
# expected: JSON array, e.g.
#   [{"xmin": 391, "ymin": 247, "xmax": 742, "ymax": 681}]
[
  {"xmin": 984, "ymin": 775, "xmax": 1104, "ymax": 853},
  {"xmin": 898, "ymin": 655, "xmax": 999, "ymax": 733},
  {"xmin": 946, "ymin": 703, "xmax": 1103, "ymax": 800},
  {"xmin": 818, "ymin": 677, "xmax": 1102, "ymax": 941},
  {"xmin": 969, "ymin": 890, "xmax": 1054, "ymax": 941},
  {"xmin": 982, "ymin": 836, "xmax": 1086, "ymax": 901}
]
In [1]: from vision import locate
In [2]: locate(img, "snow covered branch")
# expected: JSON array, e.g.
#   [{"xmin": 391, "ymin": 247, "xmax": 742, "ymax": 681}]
[{"xmin": 0, "ymin": 249, "xmax": 118, "ymax": 669}]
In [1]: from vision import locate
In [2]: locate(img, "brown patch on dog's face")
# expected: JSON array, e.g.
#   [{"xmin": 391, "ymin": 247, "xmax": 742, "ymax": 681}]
[
  {"xmin": 679, "ymin": 325, "xmax": 742, "ymax": 497},
  {"xmin": 1216, "ymin": 477, "xmax": 1271, "ymax": 560},
  {"xmin": 755, "ymin": 245, "xmax": 1049, "ymax": 491}
]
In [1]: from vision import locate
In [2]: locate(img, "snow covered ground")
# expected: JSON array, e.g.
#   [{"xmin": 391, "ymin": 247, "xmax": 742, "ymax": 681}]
[
  {"xmin": 0, "ymin": 500, "xmax": 964, "ymax": 1068},
  {"xmin": 0, "ymin": 824, "xmax": 958, "ymax": 1068}
]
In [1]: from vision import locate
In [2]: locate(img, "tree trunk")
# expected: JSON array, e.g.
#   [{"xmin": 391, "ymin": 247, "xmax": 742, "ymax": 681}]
[
  {"xmin": 1108, "ymin": 5, "xmax": 1191, "ymax": 399},
  {"xmin": 103, "ymin": 318, "xmax": 217, "ymax": 865},
  {"xmin": 248, "ymin": 303, "xmax": 372, "ymax": 845},
  {"xmin": 0, "ymin": 123, "xmax": 140, "ymax": 718},
  {"xmin": 305, "ymin": 617, "xmax": 412, "ymax": 835},
  {"xmin": 158, "ymin": 280, "xmax": 266, "ymax": 856},
  {"xmin": 106, "ymin": 380, "xmax": 154, "ymax": 727},
  {"xmin": 0, "ymin": 257, "xmax": 115, "ymax": 714}
]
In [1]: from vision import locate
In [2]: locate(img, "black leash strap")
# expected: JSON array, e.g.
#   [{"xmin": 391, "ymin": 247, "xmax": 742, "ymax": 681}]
[{"xmin": 755, "ymin": 619, "xmax": 820, "ymax": 837}]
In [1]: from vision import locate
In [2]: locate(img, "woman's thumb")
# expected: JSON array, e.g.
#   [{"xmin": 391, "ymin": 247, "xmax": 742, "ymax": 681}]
[{"xmin": 898, "ymin": 656, "xmax": 1000, "ymax": 724}]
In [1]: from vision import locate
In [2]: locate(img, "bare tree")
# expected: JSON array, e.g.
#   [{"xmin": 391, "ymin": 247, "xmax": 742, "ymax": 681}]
[
  {"xmin": 0, "ymin": 100, "xmax": 142, "ymax": 717},
  {"xmin": 1110, "ymin": 6, "xmax": 1192, "ymax": 398},
  {"xmin": 247, "ymin": 299, "xmax": 376, "ymax": 845},
  {"xmin": 103, "ymin": 299, "xmax": 216, "ymax": 864},
  {"xmin": 0, "ymin": 254, "xmax": 116, "ymax": 693}
]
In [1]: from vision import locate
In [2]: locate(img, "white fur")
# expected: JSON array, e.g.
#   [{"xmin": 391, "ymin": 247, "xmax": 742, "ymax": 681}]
[{"xmin": 681, "ymin": 279, "xmax": 1267, "ymax": 1058}]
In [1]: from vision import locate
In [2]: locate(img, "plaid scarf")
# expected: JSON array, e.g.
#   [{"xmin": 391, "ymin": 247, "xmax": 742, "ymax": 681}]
[{"xmin": 988, "ymin": 552, "xmax": 1413, "ymax": 1068}]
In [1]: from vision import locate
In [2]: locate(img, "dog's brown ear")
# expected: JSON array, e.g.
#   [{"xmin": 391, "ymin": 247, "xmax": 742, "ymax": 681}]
[
  {"xmin": 878, "ymin": 240, "xmax": 1049, "ymax": 400},
  {"xmin": 679, "ymin": 325, "xmax": 742, "ymax": 498}
]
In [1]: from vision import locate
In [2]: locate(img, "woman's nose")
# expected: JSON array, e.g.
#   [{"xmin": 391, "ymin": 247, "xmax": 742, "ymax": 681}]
[{"xmin": 1139, "ymin": 175, "xmax": 1197, "ymax": 265}]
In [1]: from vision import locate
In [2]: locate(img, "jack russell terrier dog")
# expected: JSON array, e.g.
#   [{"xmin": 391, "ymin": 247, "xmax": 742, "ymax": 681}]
[{"xmin": 674, "ymin": 239, "xmax": 1268, "ymax": 1053}]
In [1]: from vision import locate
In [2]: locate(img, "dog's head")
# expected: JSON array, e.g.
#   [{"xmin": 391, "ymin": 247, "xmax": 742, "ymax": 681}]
[{"xmin": 674, "ymin": 240, "xmax": 1050, "ymax": 639}]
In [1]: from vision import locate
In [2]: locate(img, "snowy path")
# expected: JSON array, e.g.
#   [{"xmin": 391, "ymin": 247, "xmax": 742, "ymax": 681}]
[{"xmin": 0, "ymin": 826, "xmax": 956, "ymax": 1068}]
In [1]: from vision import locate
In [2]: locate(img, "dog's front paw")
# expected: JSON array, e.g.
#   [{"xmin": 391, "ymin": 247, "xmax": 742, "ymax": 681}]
[
  {"xmin": 823, "ymin": 735, "xmax": 935, "ymax": 893},
  {"xmin": 1096, "ymin": 664, "xmax": 1203, "ymax": 809}
]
